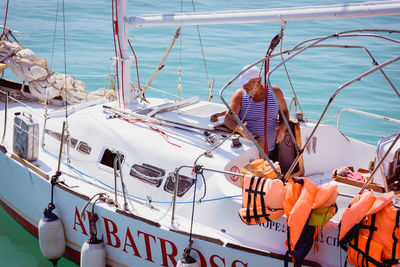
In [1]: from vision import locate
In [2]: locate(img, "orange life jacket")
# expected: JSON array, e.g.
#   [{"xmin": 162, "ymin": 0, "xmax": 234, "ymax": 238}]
[
  {"xmin": 283, "ymin": 178, "xmax": 338, "ymax": 267},
  {"xmin": 238, "ymin": 175, "xmax": 284, "ymax": 225},
  {"xmin": 283, "ymin": 177, "xmax": 319, "ymax": 251},
  {"xmin": 339, "ymin": 191, "xmax": 400, "ymax": 267},
  {"xmin": 241, "ymin": 158, "xmax": 281, "ymax": 179}
]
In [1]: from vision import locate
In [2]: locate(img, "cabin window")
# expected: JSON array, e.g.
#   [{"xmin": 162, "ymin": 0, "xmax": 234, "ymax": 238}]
[
  {"xmin": 100, "ymin": 149, "xmax": 124, "ymax": 170},
  {"xmin": 77, "ymin": 141, "xmax": 91, "ymax": 155},
  {"xmin": 129, "ymin": 163, "xmax": 165, "ymax": 187},
  {"xmin": 164, "ymin": 173, "xmax": 194, "ymax": 197}
]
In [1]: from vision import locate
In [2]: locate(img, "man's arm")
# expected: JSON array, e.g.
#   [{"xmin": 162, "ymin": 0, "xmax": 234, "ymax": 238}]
[{"xmin": 224, "ymin": 89, "xmax": 249, "ymax": 138}]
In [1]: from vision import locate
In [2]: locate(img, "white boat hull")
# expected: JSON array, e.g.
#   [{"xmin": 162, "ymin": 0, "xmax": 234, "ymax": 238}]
[{"xmin": 1, "ymin": 150, "xmax": 323, "ymax": 266}]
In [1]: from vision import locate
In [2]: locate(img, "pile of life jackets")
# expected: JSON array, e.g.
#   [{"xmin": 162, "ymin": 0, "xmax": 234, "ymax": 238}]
[
  {"xmin": 339, "ymin": 190, "xmax": 400, "ymax": 267},
  {"xmin": 238, "ymin": 175, "xmax": 338, "ymax": 266}
]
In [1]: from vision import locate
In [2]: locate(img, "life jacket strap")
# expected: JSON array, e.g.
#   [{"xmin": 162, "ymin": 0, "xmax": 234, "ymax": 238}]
[
  {"xmin": 243, "ymin": 176, "xmax": 275, "ymax": 223},
  {"xmin": 364, "ymin": 213, "xmax": 377, "ymax": 267},
  {"xmin": 348, "ymin": 242, "xmax": 386, "ymax": 267},
  {"xmin": 259, "ymin": 178, "xmax": 270, "ymax": 221},
  {"xmin": 252, "ymin": 176, "xmax": 264, "ymax": 223},
  {"xmin": 391, "ymin": 209, "xmax": 400, "ymax": 263},
  {"xmin": 244, "ymin": 176, "xmax": 256, "ymax": 223}
]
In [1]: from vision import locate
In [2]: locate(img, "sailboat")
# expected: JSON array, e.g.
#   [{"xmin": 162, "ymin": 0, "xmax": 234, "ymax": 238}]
[{"xmin": 0, "ymin": 0, "xmax": 400, "ymax": 266}]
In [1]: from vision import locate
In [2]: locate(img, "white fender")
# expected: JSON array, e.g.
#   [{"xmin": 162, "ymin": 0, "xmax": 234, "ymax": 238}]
[
  {"xmin": 176, "ymin": 259, "xmax": 201, "ymax": 267},
  {"xmin": 38, "ymin": 211, "xmax": 66, "ymax": 265},
  {"xmin": 80, "ymin": 240, "xmax": 106, "ymax": 267}
]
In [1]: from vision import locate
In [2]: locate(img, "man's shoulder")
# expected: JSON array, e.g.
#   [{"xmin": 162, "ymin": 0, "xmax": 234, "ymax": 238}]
[
  {"xmin": 272, "ymin": 85, "xmax": 283, "ymax": 95},
  {"xmin": 232, "ymin": 88, "xmax": 244, "ymax": 99}
]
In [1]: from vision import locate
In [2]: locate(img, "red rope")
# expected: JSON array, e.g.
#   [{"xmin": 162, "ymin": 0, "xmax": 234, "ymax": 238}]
[
  {"xmin": 122, "ymin": 117, "xmax": 181, "ymax": 148},
  {"xmin": 112, "ymin": 0, "xmax": 126, "ymax": 109},
  {"xmin": 115, "ymin": 0, "xmax": 126, "ymax": 109},
  {"xmin": 263, "ymin": 45, "xmax": 272, "ymax": 153},
  {"xmin": 263, "ymin": 33, "xmax": 282, "ymax": 154},
  {"xmin": 148, "ymin": 126, "xmax": 181, "ymax": 148},
  {"xmin": 111, "ymin": 0, "xmax": 121, "ymax": 108},
  {"xmin": 128, "ymin": 39, "xmax": 141, "ymax": 91},
  {"xmin": 1, "ymin": 0, "xmax": 11, "ymax": 41}
]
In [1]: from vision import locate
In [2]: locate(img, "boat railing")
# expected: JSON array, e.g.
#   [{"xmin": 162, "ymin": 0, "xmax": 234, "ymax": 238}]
[
  {"xmin": 336, "ymin": 108, "xmax": 400, "ymax": 131},
  {"xmin": 113, "ymin": 152, "xmax": 129, "ymax": 211},
  {"xmin": 0, "ymin": 89, "xmax": 45, "ymax": 148},
  {"xmin": 279, "ymin": 56, "xmax": 399, "ymax": 180},
  {"xmin": 219, "ymin": 30, "xmax": 400, "ymax": 180},
  {"xmin": 219, "ymin": 30, "xmax": 400, "ymax": 182},
  {"xmin": 0, "ymin": 90, "xmax": 9, "ymax": 145},
  {"xmin": 171, "ymin": 164, "xmax": 245, "ymax": 227},
  {"xmin": 170, "ymin": 161, "xmax": 383, "ymax": 228},
  {"xmin": 266, "ymin": 32, "xmax": 400, "ymax": 181}
]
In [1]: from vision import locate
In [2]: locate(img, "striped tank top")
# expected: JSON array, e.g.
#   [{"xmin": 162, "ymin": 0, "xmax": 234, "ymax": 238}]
[{"xmin": 238, "ymin": 88, "xmax": 278, "ymax": 152}]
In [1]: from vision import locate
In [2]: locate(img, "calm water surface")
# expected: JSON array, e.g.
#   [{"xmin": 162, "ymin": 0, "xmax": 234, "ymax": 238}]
[{"xmin": 1, "ymin": 0, "xmax": 399, "ymax": 266}]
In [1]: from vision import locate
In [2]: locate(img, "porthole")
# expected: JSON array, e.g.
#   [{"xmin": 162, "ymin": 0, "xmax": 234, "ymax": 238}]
[
  {"xmin": 77, "ymin": 141, "xmax": 91, "ymax": 155},
  {"xmin": 164, "ymin": 173, "xmax": 194, "ymax": 197},
  {"xmin": 99, "ymin": 149, "xmax": 124, "ymax": 170},
  {"xmin": 129, "ymin": 163, "xmax": 165, "ymax": 187}
]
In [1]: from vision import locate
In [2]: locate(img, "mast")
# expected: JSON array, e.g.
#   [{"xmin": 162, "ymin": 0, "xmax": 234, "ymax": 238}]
[
  {"xmin": 126, "ymin": 1, "xmax": 400, "ymax": 27},
  {"xmin": 117, "ymin": 0, "xmax": 136, "ymax": 106}
]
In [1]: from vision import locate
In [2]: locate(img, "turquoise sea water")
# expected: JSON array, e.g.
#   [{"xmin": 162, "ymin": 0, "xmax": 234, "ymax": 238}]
[{"xmin": 0, "ymin": 0, "xmax": 399, "ymax": 266}]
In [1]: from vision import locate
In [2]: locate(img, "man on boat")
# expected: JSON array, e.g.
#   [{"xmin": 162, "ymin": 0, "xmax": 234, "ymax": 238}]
[{"xmin": 224, "ymin": 65, "xmax": 289, "ymax": 160}]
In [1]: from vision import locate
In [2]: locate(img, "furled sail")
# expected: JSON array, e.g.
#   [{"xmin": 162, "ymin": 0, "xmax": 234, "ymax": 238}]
[{"xmin": 0, "ymin": 40, "xmax": 116, "ymax": 105}]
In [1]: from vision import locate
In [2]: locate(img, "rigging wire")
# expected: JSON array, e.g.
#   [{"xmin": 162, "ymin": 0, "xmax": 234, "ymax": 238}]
[
  {"xmin": 278, "ymin": 21, "xmax": 304, "ymax": 115},
  {"xmin": 42, "ymin": 0, "xmax": 61, "ymax": 148},
  {"xmin": 112, "ymin": 0, "xmax": 125, "ymax": 109},
  {"xmin": 193, "ymin": 27, "xmax": 285, "ymax": 170},
  {"xmin": 62, "ymin": 0, "xmax": 71, "ymax": 163},
  {"xmin": 127, "ymin": 39, "xmax": 141, "ymax": 91},
  {"xmin": 50, "ymin": 0, "xmax": 60, "ymax": 69},
  {"xmin": 0, "ymin": 0, "xmax": 10, "ymax": 41},
  {"xmin": 178, "ymin": 0, "xmax": 183, "ymax": 101},
  {"xmin": 190, "ymin": 0, "xmax": 214, "ymax": 102},
  {"xmin": 111, "ymin": 0, "xmax": 119, "ymax": 104}
]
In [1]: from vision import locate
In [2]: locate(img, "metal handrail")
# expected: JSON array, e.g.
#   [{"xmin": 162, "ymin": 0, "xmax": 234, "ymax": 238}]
[
  {"xmin": 281, "ymin": 56, "xmax": 400, "ymax": 181},
  {"xmin": 219, "ymin": 30, "xmax": 400, "ymax": 179},
  {"xmin": 171, "ymin": 165, "xmax": 245, "ymax": 226},
  {"xmin": 1, "ymin": 91, "xmax": 9, "ymax": 144},
  {"xmin": 359, "ymin": 132, "xmax": 400, "ymax": 194},
  {"xmin": 261, "ymin": 30, "xmax": 400, "ymax": 181},
  {"xmin": 169, "ymin": 163, "xmax": 364, "ymax": 228},
  {"xmin": 113, "ymin": 152, "xmax": 129, "ymax": 211},
  {"xmin": 337, "ymin": 108, "xmax": 400, "ymax": 130}
]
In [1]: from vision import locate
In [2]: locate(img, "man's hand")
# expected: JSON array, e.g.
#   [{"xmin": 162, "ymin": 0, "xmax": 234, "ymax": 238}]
[{"xmin": 236, "ymin": 122, "xmax": 249, "ymax": 138}]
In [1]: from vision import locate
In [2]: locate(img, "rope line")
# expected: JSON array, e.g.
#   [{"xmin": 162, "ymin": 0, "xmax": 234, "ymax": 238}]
[
  {"xmin": 122, "ymin": 116, "xmax": 181, "ymax": 147},
  {"xmin": 50, "ymin": 0, "xmax": 60, "ymax": 68},
  {"xmin": 112, "ymin": 0, "xmax": 122, "ymax": 108},
  {"xmin": 190, "ymin": 0, "xmax": 213, "ymax": 102},
  {"xmin": 279, "ymin": 21, "xmax": 304, "ymax": 115},
  {"xmin": 178, "ymin": 0, "xmax": 183, "ymax": 100},
  {"xmin": 0, "ymin": 0, "xmax": 10, "ymax": 41},
  {"xmin": 127, "ymin": 39, "xmax": 141, "ymax": 91}
]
